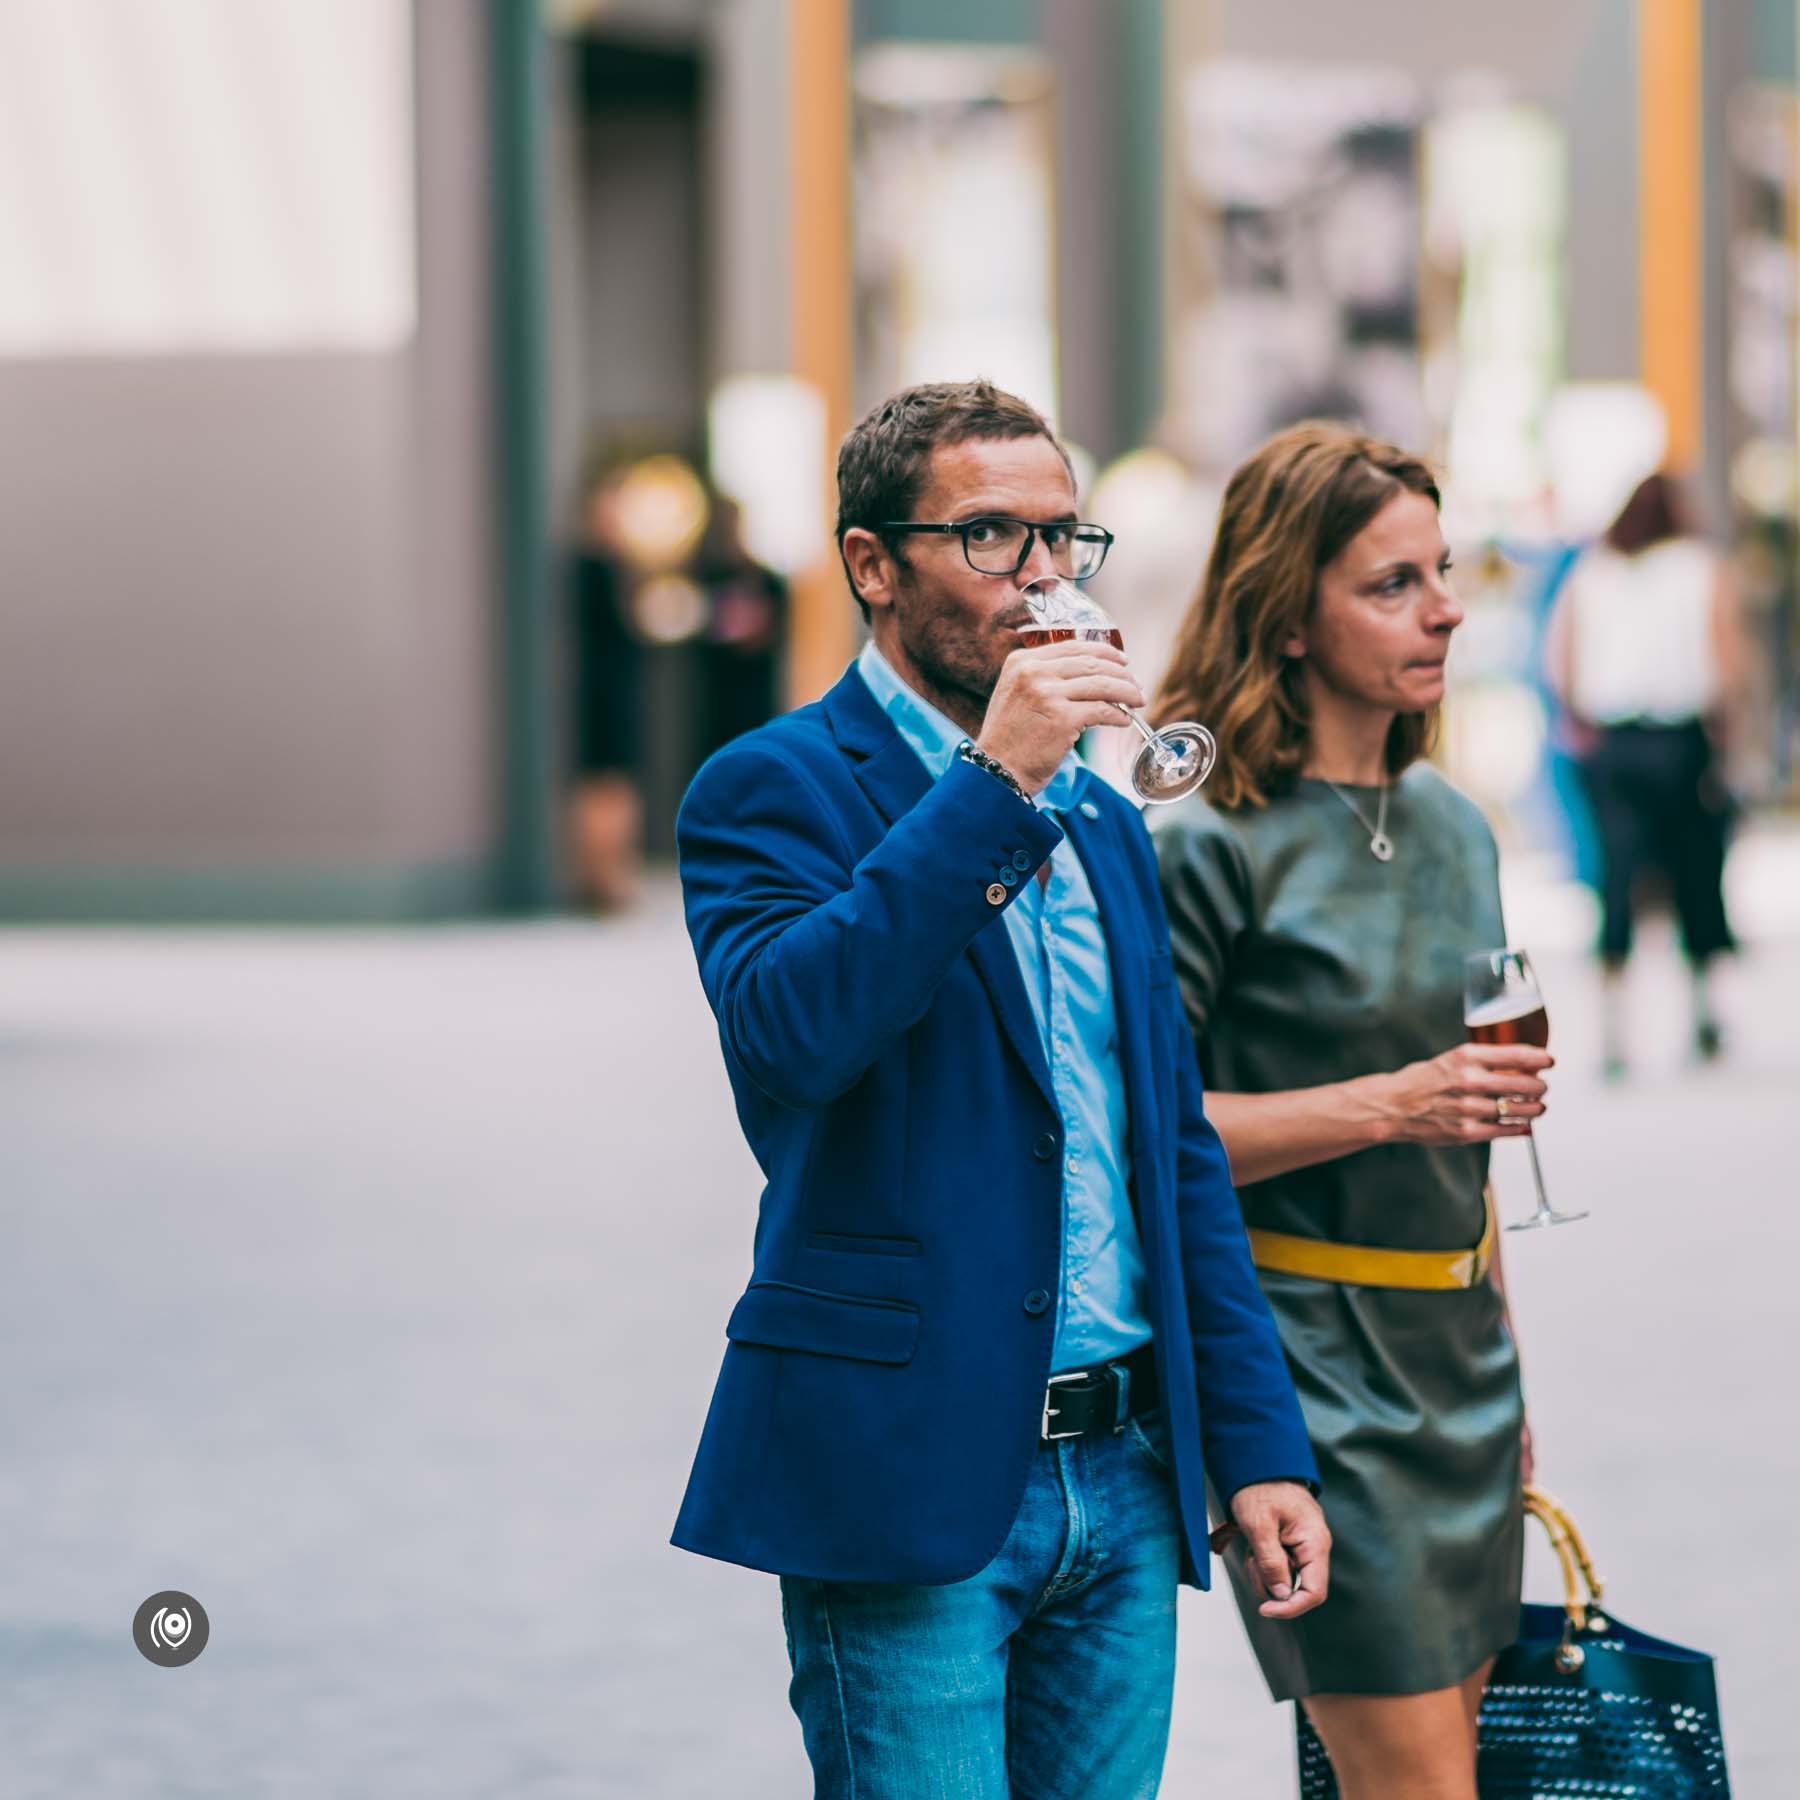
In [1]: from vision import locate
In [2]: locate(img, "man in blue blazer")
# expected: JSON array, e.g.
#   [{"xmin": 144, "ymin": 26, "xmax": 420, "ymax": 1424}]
[{"xmin": 676, "ymin": 379, "xmax": 1328, "ymax": 1798}]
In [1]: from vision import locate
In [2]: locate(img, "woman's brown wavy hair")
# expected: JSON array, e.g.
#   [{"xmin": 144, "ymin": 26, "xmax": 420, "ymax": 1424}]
[{"xmin": 1151, "ymin": 421, "xmax": 1442, "ymax": 809}]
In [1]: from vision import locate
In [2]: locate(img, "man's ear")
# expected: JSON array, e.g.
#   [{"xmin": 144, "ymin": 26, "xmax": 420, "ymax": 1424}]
[{"xmin": 840, "ymin": 528, "xmax": 897, "ymax": 615}]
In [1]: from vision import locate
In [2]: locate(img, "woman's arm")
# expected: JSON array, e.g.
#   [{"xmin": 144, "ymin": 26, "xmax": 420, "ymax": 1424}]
[
  {"xmin": 1203, "ymin": 1042, "xmax": 1554, "ymax": 1187},
  {"xmin": 1202, "ymin": 1083, "xmax": 1398, "ymax": 1187}
]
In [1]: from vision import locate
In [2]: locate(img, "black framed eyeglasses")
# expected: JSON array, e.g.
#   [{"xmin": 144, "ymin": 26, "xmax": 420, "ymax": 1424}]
[{"xmin": 880, "ymin": 516, "xmax": 1114, "ymax": 581}]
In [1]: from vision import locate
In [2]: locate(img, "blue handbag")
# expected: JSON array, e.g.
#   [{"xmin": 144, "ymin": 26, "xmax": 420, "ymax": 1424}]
[{"xmin": 1298, "ymin": 1486, "xmax": 1731, "ymax": 1797}]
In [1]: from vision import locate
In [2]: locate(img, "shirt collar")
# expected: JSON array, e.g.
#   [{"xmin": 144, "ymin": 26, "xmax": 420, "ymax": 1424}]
[{"xmin": 856, "ymin": 640, "xmax": 1089, "ymax": 813}]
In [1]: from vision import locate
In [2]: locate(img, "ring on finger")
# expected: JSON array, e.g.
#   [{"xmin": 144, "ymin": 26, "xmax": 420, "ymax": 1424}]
[{"xmin": 1495, "ymin": 1096, "xmax": 1511, "ymax": 1122}]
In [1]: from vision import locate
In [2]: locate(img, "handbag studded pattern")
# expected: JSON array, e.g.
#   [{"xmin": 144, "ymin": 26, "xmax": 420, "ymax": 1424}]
[{"xmin": 1298, "ymin": 1487, "xmax": 1731, "ymax": 1798}]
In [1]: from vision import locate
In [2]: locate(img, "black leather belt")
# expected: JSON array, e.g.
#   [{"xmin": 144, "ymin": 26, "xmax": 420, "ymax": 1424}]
[{"xmin": 1040, "ymin": 1341, "xmax": 1159, "ymax": 1442}]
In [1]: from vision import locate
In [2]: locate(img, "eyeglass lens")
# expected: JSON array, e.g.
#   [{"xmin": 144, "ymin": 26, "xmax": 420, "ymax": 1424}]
[{"xmin": 960, "ymin": 519, "xmax": 1107, "ymax": 580}]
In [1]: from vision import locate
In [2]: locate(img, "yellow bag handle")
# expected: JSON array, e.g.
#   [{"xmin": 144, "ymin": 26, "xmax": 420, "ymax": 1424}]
[{"xmin": 1523, "ymin": 1484, "xmax": 1609, "ymax": 1673}]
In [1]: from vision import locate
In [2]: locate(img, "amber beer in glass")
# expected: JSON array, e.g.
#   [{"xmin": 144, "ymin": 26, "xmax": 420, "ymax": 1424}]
[
  {"xmin": 1017, "ymin": 579, "xmax": 1215, "ymax": 803},
  {"xmin": 1462, "ymin": 948, "xmax": 1585, "ymax": 1230}
]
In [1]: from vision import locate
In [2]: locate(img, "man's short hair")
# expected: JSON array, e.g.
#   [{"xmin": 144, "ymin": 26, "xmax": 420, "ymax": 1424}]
[{"xmin": 834, "ymin": 379, "xmax": 1073, "ymax": 619}]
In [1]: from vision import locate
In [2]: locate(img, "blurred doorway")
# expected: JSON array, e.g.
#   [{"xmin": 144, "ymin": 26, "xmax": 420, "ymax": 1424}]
[
  {"xmin": 552, "ymin": 30, "xmax": 789, "ymax": 906},
  {"xmin": 559, "ymin": 37, "xmax": 707, "ymax": 900}
]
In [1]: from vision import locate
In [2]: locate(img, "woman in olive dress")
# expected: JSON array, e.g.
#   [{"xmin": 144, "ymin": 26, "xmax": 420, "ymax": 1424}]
[{"xmin": 1150, "ymin": 423, "xmax": 1552, "ymax": 1799}]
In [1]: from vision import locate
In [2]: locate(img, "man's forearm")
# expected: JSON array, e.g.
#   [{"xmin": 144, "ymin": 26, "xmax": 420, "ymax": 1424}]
[{"xmin": 682, "ymin": 752, "xmax": 1062, "ymax": 1108}]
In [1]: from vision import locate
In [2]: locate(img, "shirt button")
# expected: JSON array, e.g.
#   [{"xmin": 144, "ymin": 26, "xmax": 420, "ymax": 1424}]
[
  {"xmin": 1078, "ymin": 801, "xmax": 1100, "ymax": 820},
  {"xmin": 1012, "ymin": 849, "xmax": 1032, "ymax": 872},
  {"xmin": 1022, "ymin": 1289, "xmax": 1052, "ymax": 1317},
  {"xmin": 1033, "ymin": 1133, "xmax": 1057, "ymax": 1161},
  {"xmin": 1066, "ymin": 1155, "xmax": 1081, "ymax": 1174},
  {"xmin": 999, "ymin": 865, "xmax": 1018, "ymax": 887},
  {"xmin": 985, "ymin": 882, "xmax": 1007, "ymax": 906}
]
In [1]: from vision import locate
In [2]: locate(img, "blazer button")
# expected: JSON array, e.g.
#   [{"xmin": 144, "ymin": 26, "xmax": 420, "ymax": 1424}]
[
  {"xmin": 998, "ymin": 865, "xmax": 1018, "ymax": 888},
  {"xmin": 1012, "ymin": 849, "xmax": 1032, "ymax": 872},
  {"xmin": 1033, "ymin": 1132, "xmax": 1057, "ymax": 1160},
  {"xmin": 985, "ymin": 882, "xmax": 1008, "ymax": 906},
  {"xmin": 1022, "ymin": 1289, "xmax": 1052, "ymax": 1317}
]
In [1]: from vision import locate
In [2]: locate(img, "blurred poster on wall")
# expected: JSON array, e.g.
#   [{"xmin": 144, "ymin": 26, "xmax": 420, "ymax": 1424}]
[
  {"xmin": 1172, "ymin": 60, "xmax": 1425, "ymax": 473},
  {"xmin": 1422, "ymin": 95, "xmax": 1566, "ymax": 536},
  {"xmin": 1725, "ymin": 84, "xmax": 1799, "ymax": 799},
  {"xmin": 0, "ymin": 0, "xmax": 415, "ymax": 356},
  {"xmin": 852, "ymin": 43, "xmax": 1058, "ymax": 422}
]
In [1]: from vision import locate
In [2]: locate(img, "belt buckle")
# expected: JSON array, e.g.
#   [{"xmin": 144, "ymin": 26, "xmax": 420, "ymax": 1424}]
[{"xmin": 1041, "ymin": 1370, "xmax": 1090, "ymax": 1441}]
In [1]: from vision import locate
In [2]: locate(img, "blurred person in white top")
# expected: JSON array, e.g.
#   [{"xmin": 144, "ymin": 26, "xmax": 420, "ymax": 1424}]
[{"xmin": 1546, "ymin": 472, "xmax": 1748, "ymax": 1076}]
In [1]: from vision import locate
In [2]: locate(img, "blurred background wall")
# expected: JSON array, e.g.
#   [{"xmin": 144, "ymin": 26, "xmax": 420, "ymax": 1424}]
[
  {"xmin": 2, "ymin": 0, "xmax": 1796, "ymax": 920},
  {"xmin": 0, "ymin": 1, "xmax": 500, "ymax": 919}
]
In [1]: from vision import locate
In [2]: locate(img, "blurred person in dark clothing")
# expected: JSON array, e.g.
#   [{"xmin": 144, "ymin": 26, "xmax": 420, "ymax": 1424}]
[
  {"xmin": 1546, "ymin": 473, "xmax": 1748, "ymax": 1074},
  {"xmin": 695, "ymin": 495, "xmax": 788, "ymax": 760},
  {"xmin": 569, "ymin": 473, "xmax": 645, "ymax": 912}
]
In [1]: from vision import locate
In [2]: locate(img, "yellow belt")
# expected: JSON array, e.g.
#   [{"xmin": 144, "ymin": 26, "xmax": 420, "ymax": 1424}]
[{"xmin": 1246, "ymin": 1194, "xmax": 1496, "ymax": 1291}]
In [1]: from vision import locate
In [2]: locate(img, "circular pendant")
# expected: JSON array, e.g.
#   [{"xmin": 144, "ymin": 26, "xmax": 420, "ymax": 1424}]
[{"xmin": 1369, "ymin": 833, "xmax": 1394, "ymax": 862}]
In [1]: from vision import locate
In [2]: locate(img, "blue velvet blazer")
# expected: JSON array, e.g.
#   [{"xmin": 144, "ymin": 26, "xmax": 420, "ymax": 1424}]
[{"xmin": 672, "ymin": 667, "xmax": 1317, "ymax": 1586}]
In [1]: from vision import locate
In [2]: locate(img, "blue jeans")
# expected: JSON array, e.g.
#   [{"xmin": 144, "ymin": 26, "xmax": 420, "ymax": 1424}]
[{"xmin": 779, "ymin": 1410, "xmax": 1182, "ymax": 1799}]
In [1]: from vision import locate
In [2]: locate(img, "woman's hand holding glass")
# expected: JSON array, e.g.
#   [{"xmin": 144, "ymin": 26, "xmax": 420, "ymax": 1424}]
[{"xmin": 1369, "ymin": 1043, "xmax": 1553, "ymax": 1147}]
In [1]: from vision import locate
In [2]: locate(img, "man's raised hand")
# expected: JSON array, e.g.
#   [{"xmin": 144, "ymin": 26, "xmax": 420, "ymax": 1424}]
[{"xmin": 974, "ymin": 640, "xmax": 1144, "ymax": 794}]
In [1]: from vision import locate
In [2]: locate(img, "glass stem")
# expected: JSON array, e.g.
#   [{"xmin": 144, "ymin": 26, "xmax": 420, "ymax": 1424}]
[
  {"xmin": 1524, "ymin": 1129, "xmax": 1553, "ymax": 1218},
  {"xmin": 1116, "ymin": 703, "xmax": 1171, "ymax": 755}
]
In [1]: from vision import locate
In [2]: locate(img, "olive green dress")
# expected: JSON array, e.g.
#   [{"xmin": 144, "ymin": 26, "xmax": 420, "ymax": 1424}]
[{"xmin": 1153, "ymin": 768, "xmax": 1524, "ymax": 1701}]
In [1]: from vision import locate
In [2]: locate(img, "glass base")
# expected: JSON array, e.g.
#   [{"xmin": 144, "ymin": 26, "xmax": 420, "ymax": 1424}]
[
  {"xmin": 1132, "ymin": 721, "xmax": 1217, "ymax": 805},
  {"xmin": 1506, "ymin": 1207, "xmax": 1590, "ymax": 1231}
]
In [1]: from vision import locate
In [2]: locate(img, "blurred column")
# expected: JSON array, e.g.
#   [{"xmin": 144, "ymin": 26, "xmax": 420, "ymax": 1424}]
[
  {"xmin": 1043, "ymin": 0, "xmax": 1127, "ymax": 462},
  {"xmin": 1563, "ymin": 0, "xmax": 1640, "ymax": 384},
  {"xmin": 490, "ymin": 0, "xmax": 558, "ymax": 909},
  {"xmin": 1042, "ymin": 0, "xmax": 1166, "ymax": 463},
  {"xmin": 784, "ymin": 0, "xmax": 855, "ymax": 704},
  {"xmin": 1702, "ymin": 1, "xmax": 1760, "ymax": 528},
  {"xmin": 1638, "ymin": 0, "xmax": 1703, "ymax": 472}
]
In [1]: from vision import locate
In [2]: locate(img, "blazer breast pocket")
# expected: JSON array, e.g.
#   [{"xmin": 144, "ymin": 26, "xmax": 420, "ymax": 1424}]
[{"xmin": 725, "ymin": 1281, "xmax": 920, "ymax": 1365}]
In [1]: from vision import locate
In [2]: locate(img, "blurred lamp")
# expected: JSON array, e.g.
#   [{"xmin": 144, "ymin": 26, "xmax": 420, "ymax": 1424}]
[
  {"xmin": 631, "ymin": 575, "xmax": 709, "ymax": 646},
  {"xmin": 609, "ymin": 454, "xmax": 710, "ymax": 573},
  {"xmin": 1730, "ymin": 437, "xmax": 1798, "ymax": 518},
  {"xmin": 709, "ymin": 377, "xmax": 827, "ymax": 576},
  {"xmin": 1088, "ymin": 449, "xmax": 1196, "ymax": 539}
]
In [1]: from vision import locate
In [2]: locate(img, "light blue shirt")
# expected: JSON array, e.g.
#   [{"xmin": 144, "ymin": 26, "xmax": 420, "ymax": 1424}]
[{"xmin": 857, "ymin": 642, "xmax": 1153, "ymax": 1372}]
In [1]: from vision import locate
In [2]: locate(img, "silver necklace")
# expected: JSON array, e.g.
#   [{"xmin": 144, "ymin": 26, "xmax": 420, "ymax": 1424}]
[{"xmin": 1321, "ymin": 777, "xmax": 1393, "ymax": 861}]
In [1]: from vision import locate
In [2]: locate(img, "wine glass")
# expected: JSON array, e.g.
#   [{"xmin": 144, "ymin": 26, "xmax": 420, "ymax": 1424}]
[
  {"xmin": 1463, "ymin": 948, "xmax": 1587, "ymax": 1230},
  {"xmin": 1017, "ymin": 577, "xmax": 1217, "ymax": 804}
]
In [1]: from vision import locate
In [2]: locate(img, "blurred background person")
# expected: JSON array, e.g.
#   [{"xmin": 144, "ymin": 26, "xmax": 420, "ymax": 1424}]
[
  {"xmin": 568, "ymin": 464, "xmax": 649, "ymax": 914},
  {"xmin": 1153, "ymin": 424, "xmax": 1550, "ymax": 1800},
  {"xmin": 693, "ymin": 493, "xmax": 789, "ymax": 763},
  {"xmin": 1545, "ymin": 472, "xmax": 1748, "ymax": 1075}
]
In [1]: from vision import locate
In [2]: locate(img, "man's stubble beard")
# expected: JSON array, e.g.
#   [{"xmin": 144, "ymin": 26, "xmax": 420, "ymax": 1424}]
[{"xmin": 893, "ymin": 574, "xmax": 1002, "ymax": 735}]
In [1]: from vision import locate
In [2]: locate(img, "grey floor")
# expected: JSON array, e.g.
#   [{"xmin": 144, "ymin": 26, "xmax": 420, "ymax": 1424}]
[{"xmin": 3, "ymin": 846, "xmax": 1795, "ymax": 1797}]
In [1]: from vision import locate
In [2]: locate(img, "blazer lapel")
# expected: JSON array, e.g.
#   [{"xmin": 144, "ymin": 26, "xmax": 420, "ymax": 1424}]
[
  {"xmin": 823, "ymin": 667, "xmax": 931, "ymax": 826},
  {"xmin": 823, "ymin": 665, "xmax": 1057, "ymax": 1110}
]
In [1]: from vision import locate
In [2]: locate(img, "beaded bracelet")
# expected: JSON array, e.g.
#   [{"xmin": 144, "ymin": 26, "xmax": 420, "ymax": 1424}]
[{"xmin": 956, "ymin": 740, "xmax": 1032, "ymax": 804}]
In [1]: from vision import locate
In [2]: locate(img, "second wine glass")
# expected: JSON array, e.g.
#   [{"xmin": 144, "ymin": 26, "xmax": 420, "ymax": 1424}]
[
  {"xmin": 1017, "ymin": 577, "xmax": 1216, "ymax": 804},
  {"xmin": 1462, "ymin": 948, "xmax": 1587, "ymax": 1230}
]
